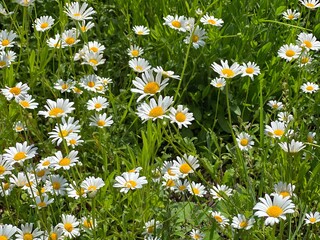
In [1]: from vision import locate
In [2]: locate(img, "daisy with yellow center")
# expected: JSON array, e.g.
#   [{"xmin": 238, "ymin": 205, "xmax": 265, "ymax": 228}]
[
  {"xmin": 16, "ymin": 94, "xmax": 38, "ymax": 109},
  {"xmin": 189, "ymin": 229, "xmax": 205, "ymax": 240},
  {"xmin": 163, "ymin": 15, "xmax": 187, "ymax": 32},
  {"xmin": 89, "ymin": 112, "xmax": 114, "ymax": 128},
  {"xmin": 200, "ymin": 14, "xmax": 224, "ymax": 27},
  {"xmin": 79, "ymin": 74, "xmax": 103, "ymax": 92},
  {"xmin": 264, "ymin": 121, "xmax": 286, "ymax": 138},
  {"xmin": 282, "ymin": 9, "xmax": 300, "ymax": 20},
  {"xmin": 142, "ymin": 219, "xmax": 162, "ymax": 236},
  {"xmin": 184, "ymin": 26, "xmax": 207, "ymax": 49},
  {"xmin": 34, "ymin": 15, "xmax": 54, "ymax": 32},
  {"xmin": 305, "ymin": 211, "xmax": 320, "ymax": 224},
  {"xmin": 187, "ymin": 182, "xmax": 207, "ymax": 197},
  {"xmin": 171, "ymin": 154, "xmax": 199, "ymax": 178},
  {"xmin": 272, "ymin": 182, "xmax": 295, "ymax": 199},
  {"xmin": 54, "ymin": 79, "xmax": 75, "ymax": 93},
  {"xmin": 253, "ymin": 194, "xmax": 295, "ymax": 226},
  {"xmin": 240, "ymin": 61, "xmax": 261, "ymax": 80},
  {"xmin": 297, "ymin": 32, "xmax": 320, "ymax": 51},
  {"xmin": 57, "ymin": 214, "xmax": 80, "ymax": 238},
  {"xmin": 82, "ymin": 51, "xmax": 106, "ymax": 71},
  {"xmin": 129, "ymin": 57, "xmax": 151, "ymax": 73},
  {"xmin": 113, "ymin": 172, "xmax": 148, "ymax": 193},
  {"xmin": 15, "ymin": 223, "xmax": 43, "ymax": 240},
  {"xmin": 169, "ymin": 105, "xmax": 194, "ymax": 129},
  {"xmin": 278, "ymin": 43, "xmax": 302, "ymax": 61},
  {"xmin": 1, "ymin": 82, "xmax": 29, "ymax": 101},
  {"xmin": 211, "ymin": 60, "xmax": 242, "ymax": 79},
  {"xmin": 267, "ymin": 100, "xmax": 283, "ymax": 111},
  {"xmin": 209, "ymin": 211, "xmax": 230, "ymax": 227},
  {"xmin": 299, "ymin": 0, "xmax": 320, "ymax": 9},
  {"xmin": 38, "ymin": 98, "xmax": 75, "ymax": 118},
  {"xmin": 0, "ymin": 224, "xmax": 17, "ymax": 239},
  {"xmin": 51, "ymin": 150, "xmax": 79, "ymax": 170},
  {"xmin": 301, "ymin": 82, "xmax": 319, "ymax": 93},
  {"xmin": 0, "ymin": 29, "xmax": 17, "ymax": 49},
  {"xmin": 173, "ymin": 179, "xmax": 190, "ymax": 193},
  {"xmin": 87, "ymin": 96, "xmax": 109, "ymax": 112},
  {"xmin": 231, "ymin": 214, "xmax": 255, "ymax": 230},
  {"xmin": 132, "ymin": 25, "xmax": 150, "ymax": 35},
  {"xmin": 0, "ymin": 155, "xmax": 14, "ymax": 179},
  {"xmin": 47, "ymin": 34, "xmax": 65, "ymax": 48},
  {"xmin": 127, "ymin": 44, "xmax": 144, "ymax": 58},
  {"xmin": 236, "ymin": 132, "xmax": 254, "ymax": 151},
  {"xmin": 31, "ymin": 195, "xmax": 54, "ymax": 209},
  {"xmin": 3, "ymin": 141, "xmax": 37, "ymax": 164},
  {"xmin": 210, "ymin": 184, "xmax": 233, "ymax": 201},
  {"xmin": 61, "ymin": 29, "xmax": 80, "ymax": 46},
  {"xmin": 278, "ymin": 139, "xmax": 306, "ymax": 153},
  {"xmin": 81, "ymin": 176, "xmax": 105, "ymax": 198},
  {"xmin": 64, "ymin": 2, "xmax": 96, "ymax": 21}
]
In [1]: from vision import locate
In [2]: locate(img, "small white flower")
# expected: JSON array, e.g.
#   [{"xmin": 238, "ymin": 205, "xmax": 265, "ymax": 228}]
[{"xmin": 278, "ymin": 139, "xmax": 306, "ymax": 153}]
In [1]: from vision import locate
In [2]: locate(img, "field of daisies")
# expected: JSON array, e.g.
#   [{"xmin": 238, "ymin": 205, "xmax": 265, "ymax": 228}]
[{"xmin": 1, "ymin": 0, "xmax": 320, "ymax": 239}]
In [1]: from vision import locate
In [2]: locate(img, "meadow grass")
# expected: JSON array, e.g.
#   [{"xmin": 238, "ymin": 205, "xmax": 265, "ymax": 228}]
[{"xmin": 0, "ymin": 0, "xmax": 320, "ymax": 239}]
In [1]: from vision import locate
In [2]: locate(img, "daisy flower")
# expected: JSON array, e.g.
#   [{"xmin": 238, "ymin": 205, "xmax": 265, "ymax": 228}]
[
  {"xmin": 0, "ymin": 224, "xmax": 17, "ymax": 239},
  {"xmin": 64, "ymin": 2, "xmax": 96, "ymax": 21},
  {"xmin": 282, "ymin": 9, "xmax": 300, "ymax": 20},
  {"xmin": 173, "ymin": 179, "xmax": 190, "ymax": 193},
  {"xmin": 66, "ymin": 133, "xmax": 84, "ymax": 148},
  {"xmin": 209, "ymin": 211, "xmax": 229, "ymax": 227},
  {"xmin": 44, "ymin": 225, "xmax": 64, "ymax": 240},
  {"xmin": 87, "ymin": 96, "xmax": 109, "ymax": 111},
  {"xmin": 267, "ymin": 100, "xmax": 283, "ymax": 110},
  {"xmin": 0, "ymin": 54, "xmax": 9, "ymax": 68},
  {"xmin": 54, "ymin": 79, "xmax": 75, "ymax": 93},
  {"xmin": 277, "ymin": 111, "xmax": 293, "ymax": 123},
  {"xmin": 86, "ymin": 41, "xmax": 105, "ymax": 54},
  {"xmin": 184, "ymin": 17, "xmax": 195, "ymax": 32},
  {"xmin": 46, "ymin": 174, "xmax": 68, "ymax": 196},
  {"xmin": 0, "ymin": 155, "xmax": 14, "ymax": 179},
  {"xmin": 38, "ymin": 98, "xmax": 75, "ymax": 118},
  {"xmin": 163, "ymin": 15, "xmax": 187, "ymax": 32},
  {"xmin": 48, "ymin": 123, "xmax": 79, "ymax": 146},
  {"xmin": 299, "ymin": 0, "xmax": 320, "ymax": 9},
  {"xmin": 34, "ymin": 16, "xmax": 55, "ymax": 32},
  {"xmin": 187, "ymin": 182, "xmax": 207, "ymax": 197},
  {"xmin": 162, "ymin": 161, "xmax": 179, "ymax": 180},
  {"xmin": 78, "ymin": 20, "xmax": 95, "ymax": 32},
  {"xmin": 2, "ymin": 50, "xmax": 17, "ymax": 64},
  {"xmin": 1, "ymin": 82, "xmax": 29, "ymax": 100},
  {"xmin": 127, "ymin": 45, "xmax": 144, "ymax": 58},
  {"xmin": 210, "ymin": 77, "xmax": 226, "ymax": 89},
  {"xmin": 264, "ymin": 120, "xmax": 286, "ymax": 138},
  {"xmin": 171, "ymin": 154, "xmax": 199, "ymax": 178},
  {"xmin": 14, "ymin": 121, "xmax": 27, "ymax": 132},
  {"xmin": 184, "ymin": 26, "xmax": 207, "ymax": 49},
  {"xmin": 10, "ymin": 172, "xmax": 28, "ymax": 187},
  {"xmin": 66, "ymin": 183, "xmax": 87, "ymax": 199},
  {"xmin": 82, "ymin": 51, "xmax": 106, "ymax": 70},
  {"xmin": 142, "ymin": 219, "xmax": 162, "ymax": 236},
  {"xmin": 236, "ymin": 132, "xmax": 254, "ymax": 151},
  {"xmin": 129, "ymin": 57, "xmax": 151, "ymax": 73},
  {"xmin": 305, "ymin": 212, "xmax": 320, "ymax": 224},
  {"xmin": 3, "ymin": 141, "xmax": 37, "ymax": 164},
  {"xmin": 15, "ymin": 223, "xmax": 43, "ymax": 240},
  {"xmin": 133, "ymin": 25, "xmax": 150, "ymax": 35},
  {"xmin": 211, "ymin": 60, "xmax": 242, "ymax": 79},
  {"xmin": 297, "ymin": 32, "xmax": 320, "ymax": 51},
  {"xmin": 189, "ymin": 229, "xmax": 205, "ymax": 240},
  {"xmin": 240, "ymin": 62, "xmax": 260, "ymax": 80},
  {"xmin": 0, "ymin": 181, "xmax": 14, "ymax": 196},
  {"xmin": 89, "ymin": 113, "xmax": 114, "ymax": 128},
  {"xmin": 210, "ymin": 184, "xmax": 233, "ymax": 201},
  {"xmin": 169, "ymin": 105, "xmax": 194, "ymax": 129},
  {"xmin": 131, "ymin": 69, "xmax": 169, "ymax": 102},
  {"xmin": 153, "ymin": 66, "xmax": 180, "ymax": 80},
  {"xmin": 113, "ymin": 172, "xmax": 148, "ymax": 193},
  {"xmin": 62, "ymin": 29, "xmax": 80, "ymax": 46},
  {"xmin": 31, "ymin": 195, "xmax": 54, "ymax": 209},
  {"xmin": 79, "ymin": 74, "xmax": 103, "ymax": 92},
  {"xmin": 278, "ymin": 139, "xmax": 306, "ymax": 153},
  {"xmin": 300, "ymin": 82, "xmax": 319, "ymax": 93},
  {"xmin": 253, "ymin": 194, "xmax": 295, "ymax": 226},
  {"xmin": 81, "ymin": 217, "xmax": 96, "ymax": 229},
  {"xmin": 16, "ymin": 94, "xmax": 38, "ymax": 109},
  {"xmin": 136, "ymin": 95, "xmax": 174, "ymax": 122},
  {"xmin": 162, "ymin": 175, "xmax": 176, "ymax": 190},
  {"xmin": 81, "ymin": 176, "xmax": 105, "ymax": 197},
  {"xmin": 278, "ymin": 44, "xmax": 302, "ymax": 61},
  {"xmin": 0, "ymin": 29, "xmax": 17, "ymax": 49},
  {"xmin": 298, "ymin": 53, "xmax": 313, "ymax": 66},
  {"xmin": 47, "ymin": 34, "xmax": 65, "ymax": 48},
  {"xmin": 272, "ymin": 182, "xmax": 295, "ymax": 198},
  {"xmin": 51, "ymin": 150, "xmax": 79, "ymax": 170},
  {"xmin": 200, "ymin": 14, "xmax": 224, "ymax": 27},
  {"xmin": 57, "ymin": 214, "xmax": 80, "ymax": 238},
  {"xmin": 231, "ymin": 214, "xmax": 255, "ymax": 230}
]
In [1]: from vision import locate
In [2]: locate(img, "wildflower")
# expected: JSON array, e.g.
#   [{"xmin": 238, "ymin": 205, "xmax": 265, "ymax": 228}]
[
  {"xmin": 305, "ymin": 212, "xmax": 320, "ymax": 224},
  {"xmin": 253, "ymin": 194, "xmax": 295, "ymax": 226},
  {"xmin": 47, "ymin": 34, "xmax": 65, "ymax": 48},
  {"xmin": 196, "ymin": 8, "xmax": 203, "ymax": 15},
  {"xmin": 153, "ymin": 66, "xmax": 180, "ymax": 80},
  {"xmin": 0, "ymin": 30, "xmax": 17, "ymax": 49},
  {"xmin": 127, "ymin": 45, "xmax": 144, "ymax": 58},
  {"xmin": 0, "ymin": 155, "xmax": 14, "ymax": 179},
  {"xmin": 231, "ymin": 214, "xmax": 255, "ymax": 230},
  {"xmin": 82, "ymin": 51, "xmax": 106, "ymax": 70},
  {"xmin": 162, "ymin": 161, "xmax": 179, "ymax": 180},
  {"xmin": 136, "ymin": 95, "xmax": 174, "ymax": 122},
  {"xmin": 79, "ymin": 74, "xmax": 103, "ymax": 92},
  {"xmin": 162, "ymin": 175, "xmax": 176, "ymax": 190},
  {"xmin": 307, "ymin": 132, "xmax": 317, "ymax": 143},
  {"xmin": 64, "ymin": 2, "xmax": 96, "ymax": 21},
  {"xmin": 86, "ymin": 41, "xmax": 105, "ymax": 54},
  {"xmin": 87, "ymin": 96, "xmax": 109, "ymax": 111},
  {"xmin": 10, "ymin": 172, "xmax": 28, "ymax": 187},
  {"xmin": 0, "ymin": 181, "xmax": 14, "ymax": 196},
  {"xmin": 185, "ymin": 17, "xmax": 195, "ymax": 32},
  {"xmin": 282, "ymin": 9, "xmax": 300, "ymax": 20},
  {"xmin": 0, "ymin": 224, "xmax": 17, "ymax": 239},
  {"xmin": 66, "ymin": 182, "xmax": 87, "ymax": 199},
  {"xmin": 113, "ymin": 172, "xmax": 148, "ymax": 193},
  {"xmin": 81, "ymin": 176, "xmax": 105, "ymax": 197},
  {"xmin": 209, "ymin": 211, "xmax": 229, "ymax": 227},
  {"xmin": 240, "ymin": 62, "xmax": 260, "ymax": 80},
  {"xmin": 278, "ymin": 139, "xmax": 306, "ymax": 153},
  {"xmin": 187, "ymin": 182, "xmax": 207, "ymax": 197},
  {"xmin": 173, "ymin": 179, "xmax": 190, "ymax": 193},
  {"xmin": 44, "ymin": 225, "xmax": 64, "ymax": 240},
  {"xmin": 1, "ymin": 82, "xmax": 29, "ymax": 101},
  {"xmin": 16, "ymin": 94, "xmax": 38, "ymax": 109},
  {"xmin": 169, "ymin": 105, "xmax": 194, "ymax": 129},
  {"xmin": 272, "ymin": 182, "xmax": 295, "ymax": 198},
  {"xmin": 89, "ymin": 113, "xmax": 114, "ymax": 128},
  {"xmin": 210, "ymin": 184, "xmax": 233, "ymax": 201},
  {"xmin": 210, "ymin": 77, "xmax": 226, "ymax": 89},
  {"xmin": 31, "ymin": 195, "xmax": 54, "ymax": 209},
  {"xmin": 277, "ymin": 112, "xmax": 293, "ymax": 123},
  {"xmin": 1, "ymin": 50, "xmax": 16, "ymax": 65},
  {"xmin": 299, "ymin": 0, "xmax": 320, "ymax": 9},
  {"xmin": 15, "ymin": 223, "xmax": 43, "ymax": 240},
  {"xmin": 267, "ymin": 100, "xmax": 283, "ymax": 110},
  {"xmin": 236, "ymin": 132, "xmax": 254, "ymax": 151},
  {"xmin": 54, "ymin": 79, "xmax": 75, "ymax": 93},
  {"xmin": 0, "ymin": 54, "xmax": 9, "ymax": 68},
  {"xmin": 14, "ymin": 121, "xmax": 27, "ymax": 132},
  {"xmin": 300, "ymin": 82, "xmax": 319, "ymax": 93},
  {"xmin": 200, "ymin": 14, "xmax": 224, "ymax": 27},
  {"xmin": 34, "ymin": 16, "xmax": 55, "ymax": 32},
  {"xmin": 131, "ymin": 69, "xmax": 169, "ymax": 102},
  {"xmin": 57, "ymin": 214, "xmax": 80, "ymax": 238},
  {"xmin": 163, "ymin": 15, "xmax": 187, "ymax": 32},
  {"xmin": 189, "ymin": 229, "xmax": 205, "ymax": 240},
  {"xmin": 3, "ymin": 141, "xmax": 37, "ymax": 164},
  {"xmin": 62, "ymin": 29, "xmax": 80, "ymax": 46},
  {"xmin": 46, "ymin": 174, "xmax": 68, "ymax": 196},
  {"xmin": 81, "ymin": 217, "xmax": 96, "ymax": 229},
  {"xmin": 78, "ymin": 20, "xmax": 95, "ymax": 32},
  {"xmin": 48, "ymin": 122, "xmax": 80, "ymax": 146},
  {"xmin": 129, "ymin": 57, "xmax": 151, "ymax": 73},
  {"xmin": 51, "ymin": 150, "xmax": 80, "ymax": 170},
  {"xmin": 298, "ymin": 53, "xmax": 313, "ymax": 66},
  {"xmin": 297, "ymin": 32, "xmax": 320, "ymax": 51},
  {"xmin": 264, "ymin": 120, "xmax": 286, "ymax": 138},
  {"xmin": 133, "ymin": 25, "xmax": 150, "ymax": 35},
  {"xmin": 142, "ymin": 219, "xmax": 162, "ymax": 236},
  {"xmin": 171, "ymin": 154, "xmax": 199, "ymax": 178},
  {"xmin": 278, "ymin": 44, "xmax": 302, "ymax": 61},
  {"xmin": 38, "ymin": 98, "xmax": 75, "ymax": 118},
  {"xmin": 211, "ymin": 60, "xmax": 242, "ymax": 79},
  {"xmin": 184, "ymin": 26, "xmax": 207, "ymax": 49},
  {"xmin": 66, "ymin": 133, "xmax": 84, "ymax": 148}
]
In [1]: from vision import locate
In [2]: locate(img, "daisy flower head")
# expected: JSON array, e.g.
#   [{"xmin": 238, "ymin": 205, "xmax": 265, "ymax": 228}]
[
  {"xmin": 51, "ymin": 150, "xmax": 79, "ymax": 170},
  {"xmin": 81, "ymin": 51, "xmax": 105, "ymax": 70},
  {"xmin": 299, "ymin": 0, "xmax": 320, "ymax": 9},
  {"xmin": 278, "ymin": 139, "xmax": 306, "ymax": 153},
  {"xmin": 0, "ymin": 181, "xmax": 14, "ymax": 196},
  {"xmin": 48, "ymin": 122, "xmax": 79, "ymax": 146},
  {"xmin": 305, "ymin": 212, "xmax": 320, "ymax": 224},
  {"xmin": 264, "ymin": 120, "xmax": 286, "ymax": 138},
  {"xmin": 54, "ymin": 79, "xmax": 75, "ymax": 93},
  {"xmin": 34, "ymin": 16, "xmax": 55, "ymax": 32},
  {"xmin": 62, "ymin": 29, "xmax": 80, "ymax": 47},
  {"xmin": 282, "ymin": 9, "xmax": 300, "ymax": 20},
  {"xmin": 15, "ymin": 223, "xmax": 43, "ymax": 240},
  {"xmin": 66, "ymin": 182, "xmax": 87, "ymax": 199},
  {"xmin": 174, "ymin": 179, "xmax": 190, "ymax": 193},
  {"xmin": 189, "ymin": 229, "xmax": 204, "ymax": 240},
  {"xmin": 3, "ymin": 141, "xmax": 37, "ymax": 164},
  {"xmin": 0, "ymin": 30, "xmax": 17, "ymax": 49},
  {"xmin": 236, "ymin": 132, "xmax": 254, "ymax": 151},
  {"xmin": 127, "ymin": 44, "xmax": 144, "ymax": 58},
  {"xmin": 79, "ymin": 74, "xmax": 103, "ymax": 92},
  {"xmin": 277, "ymin": 111, "xmax": 293, "ymax": 123},
  {"xmin": 297, "ymin": 32, "xmax": 320, "ymax": 51},
  {"xmin": 16, "ymin": 0, "xmax": 35, "ymax": 6},
  {"xmin": 57, "ymin": 214, "xmax": 80, "ymax": 238},
  {"xmin": 272, "ymin": 182, "xmax": 295, "ymax": 198},
  {"xmin": 210, "ymin": 184, "xmax": 233, "ymax": 201},
  {"xmin": 240, "ymin": 61, "xmax": 261, "ymax": 80},
  {"xmin": 45, "ymin": 225, "xmax": 64, "ymax": 240},
  {"xmin": 171, "ymin": 154, "xmax": 199, "ymax": 178},
  {"xmin": 211, "ymin": 60, "xmax": 242, "ymax": 79},
  {"xmin": 0, "ymin": 224, "xmax": 17, "ymax": 239},
  {"xmin": 153, "ymin": 66, "xmax": 180, "ymax": 80},
  {"xmin": 38, "ymin": 98, "xmax": 75, "ymax": 118},
  {"xmin": 267, "ymin": 100, "xmax": 283, "ymax": 110},
  {"xmin": 89, "ymin": 113, "xmax": 113, "ymax": 128},
  {"xmin": 129, "ymin": 57, "xmax": 151, "ymax": 73},
  {"xmin": 169, "ymin": 105, "xmax": 194, "ymax": 129},
  {"xmin": 133, "ymin": 25, "xmax": 150, "ymax": 35},
  {"xmin": 162, "ymin": 175, "xmax": 176, "ymax": 190},
  {"xmin": 231, "ymin": 214, "xmax": 255, "ymax": 230},
  {"xmin": 81, "ymin": 216, "xmax": 96, "ymax": 229},
  {"xmin": 210, "ymin": 77, "xmax": 226, "ymax": 89},
  {"xmin": 47, "ymin": 34, "xmax": 65, "ymax": 49},
  {"xmin": 87, "ymin": 96, "xmax": 109, "ymax": 111},
  {"xmin": 131, "ymin": 69, "xmax": 169, "ymax": 102},
  {"xmin": 81, "ymin": 176, "xmax": 105, "ymax": 197},
  {"xmin": 0, "ymin": 54, "xmax": 9, "ymax": 68},
  {"xmin": 163, "ymin": 15, "xmax": 187, "ymax": 32},
  {"xmin": 136, "ymin": 95, "xmax": 174, "ymax": 122},
  {"xmin": 278, "ymin": 44, "xmax": 302, "ymax": 61},
  {"xmin": 46, "ymin": 174, "xmax": 68, "ymax": 196},
  {"xmin": 142, "ymin": 219, "xmax": 162, "ymax": 236},
  {"xmin": 253, "ymin": 193, "xmax": 295, "ymax": 226},
  {"xmin": 86, "ymin": 41, "xmax": 105, "ymax": 54},
  {"xmin": 298, "ymin": 53, "xmax": 313, "ymax": 67},
  {"xmin": 200, "ymin": 14, "xmax": 224, "ymax": 27},
  {"xmin": 16, "ymin": 94, "xmax": 38, "ymax": 109},
  {"xmin": 187, "ymin": 182, "xmax": 207, "ymax": 197},
  {"xmin": 10, "ymin": 171, "xmax": 28, "ymax": 187},
  {"xmin": 184, "ymin": 26, "xmax": 207, "ymax": 49},
  {"xmin": 300, "ymin": 82, "xmax": 319, "ymax": 93},
  {"xmin": 66, "ymin": 133, "xmax": 84, "ymax": 148},
  {"xmin": 1, "ymin": 82, "xmax": 29, "ymax": 101},
  {"xmin": 78, "ymin": 20, "xmax": 95, "ymax": 32},
  {"xmin": 184, "ymin": 17, "xmax": 195, "ymax": 32},
  {"xmin": 64, "ymin": 2, "xmax": 96, "ymax": 21},
  {"xmin": 2, "ymin": 50, "xmax": 17, "ymax": 64},
  {"xmin": 162, "ymin": 161, "xmax": 179, "ymax": 180},
  {"xmin": 14, "ymin": 120, "xmax": 27, "ymax": 132},
  {"xmin": 31, "ymin": 195, "xmax": 54, "ymax": 209},
  {"xmin": 209, "ymin": 211, "xmax": 230, "ymax": 227},
  {"xmin": 0, "ymin": 155, "xmax": 14, "ymax": 179},
  {"xmin": 113, "ymin": 172, "xmax": 148, "ymax": 193}
]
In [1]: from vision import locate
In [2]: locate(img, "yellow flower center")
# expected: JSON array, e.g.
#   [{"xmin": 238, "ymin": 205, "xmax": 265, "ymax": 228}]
[
  {"xmin": 303, "ymin": 40, "xmax": 312, "ymax": 48},
  {"xmin": 81, "ymin": 26, "xmax": 87, "ymax": 32},
  {"xmin": 52, "ymin": 182, "xmax": 61, "ymax": 190},
  {"xmin": 13, "ymin": 152, "xmax": 27, "ymax": 161},
  {"xmin": 49, "ymin": 233, "xmax": 57, "ymax": 240},
  {"xmin": 64, "ymin": 223, "xmax": 73, "ymax": 232},
  {"xmin": 0, "ymin": 166, "xmax": 6, "ymax": 175},
  {"xmin": 221, "ymin": 68, "xmax": 235, "ymax": 78},
  {"xmin": 37, "ymin": 201, "xmax": 47, "ymax": 208},
  {"xmin": 2, "ymin": 39, "xmax": 9, "ymax": 46},
  {"xmin": 90, "ymin": 47, "xmax": 99, "ymax": 52},
  {"xmin": 88, "ymin": 185, "xmax": 97, "ymax": 191},
  {"xmin": 175, "ymin": 112, "xmax": 186, "ymax": 122},
  {"xmin": 306, "ymin": 3, "xmax": 315, "ymax": 8},
  {"xmin": 40, "ymin": 22, "xmax": 49, "ymax": 29},
  {"xmin": 143, "ymin": 82, "xmax": 160, "ymax": 94},
  {"xmin": 208, "ymin": 19, "xmax": 216, "ymax": 25},
  {"xmin": 239, "ymin": 221, "xmax": 248, "ymax": 228},
  {"xmin": 0, "ymin": 236, "xmax": 8, "ymax": 240},
  {"xmin": 9, "ymin": 86, "xmax": 21, "ymax": 95},
  {"xmin": 172, "ymin": 20, "xmax": 181, "ymax": 28},
  {"xmin": 83, "ymin": 219, "xmax": 93, "ymax": 228},
  {"xmin": 0, "ymin": 61, "xmax": 7, "ymax": 67},
  {"xmin": 214, "ymin": 215, "xmax": 223, "ymax": 223},
  {"xmin": 125, "ymin": 180, "xmax": 137, "ymax": 188},
  {"xmin": 76, "ymin": 188, "xmax": 85, "ymax": 196},
  {"xmin": 19, "ymin": 100, "xmax": 30, "ymax": 108},
  {"xmin": 62, "ymin": 84, "xmax": 68, "ymax": 90},
  {"xmin": 37, "ymin": 170, "xmax": 46, "ymax": 177},
  {"xmin": 3, "ymin": 182, "xmax": 10, "ymax": 190},
  {"xmin": 148, "ymin": 106, "xmax": 164, "ymax": 117},
  {"xmin": 59, "ymin": 157, "xmax": 71, "ymax": 166},
  {"xmin": 274, "ymin": 129, "xmax": 284, "ymax": 137},
  {"xmin": 97, "ymin": 120, "xmax": 105, "ymax": 126},
  {"xmin": 25, "ymin": 181, "xmax": 33, "ymax": 188},
  {"xmin": 147, "ymin": 226, "xmax": 154, "ymax": 233},
  {"xmin": 73, "ymin": 13, "xmax": 81, "ymax": 17},
  {"xmin": 301, "ymin": 57, "xmax": 309, "ymax": 64},
  {"xmin": 42, "ymin": 160, "xmax": 50, "ymax": 166},
  {"xmin": 135, "ymin": 65, "xmax": 143, "ymax": 71},
  {"xmin": 192, "ymin": 187, "xmax": 200, "ymax": 195},
  {"xmin": 245, "ymin": 67, "xmax": 254, "ymax": 74},
  {"xmin": 178, "ymin": 185, "xmax": 186, "ymax": 191},
  {"xmin": 23, "ymin": 233, "xmax": 33, "ymax": 240},
  {"xmin": 167, "ymin": 168, "xmax": 175, "ymax": 176},
  {"xmin": 131, "ymin": 50, "xmax": 139, "ymax": 57},
  {"xmin": 65, "ymin": 37, "xmax": 75, "ymax": 45},
  {"xmin": 306, "ymin": 85, "xmax": 314, "ymax": 91},
  {"xmin": 69, "ymin": 139, "xmax": 77, "ymax": 145},
  {"xmin": 88, "ymin": 81, "xmax": 95, "ymax": 87},
  {"xmin": 288, "ymin": 14, "xmax": 294, "ymax": 20},
  {"xmin": 166, "ymin": 179, "xmax": 175, "ymax": 187},
  {"xmin": 179, "ymin": 163, "xmax": 192, "ymax": 174},
  {"xmin": 192, "ymin": 35, "xmax": 199, "ymax": 43},
  {"xmin": 58, "ymin": 130, "xmax": 69, "ymax": 138},
  {"xmin": 285, "ymin": 50, "xmax": 295, "ymax": 57},
  {"xmin": 194, "ymin": 234, "xmax": 201, "ymax": 239},
  {"xmin": 49, "ymin": 107, "xmax": 64, "ymax": 117},
  {"xmin": 310, "ymin": 217, "xmax": 316, "ymax": 223},
  {"xmin": 94, "ymin": 103, "xmax": 102, "ymax": 109},
  {"xmin": 279, "ymin": 191, "xmax": 290, "ymax": 198},
  {"xmin": 137, "ymin": 31, "xmax": 144, "ymax": 35},
  {"xmin": 89, "ymin": 59, "xmax": 98, "ymax": 65},
  {"xmin": 266, "ymin": 205, "xmax": 283, "ymax": 217},
  {"xmin": 240, "ymin": 139, "xmax": 249, "ymax": 146}
]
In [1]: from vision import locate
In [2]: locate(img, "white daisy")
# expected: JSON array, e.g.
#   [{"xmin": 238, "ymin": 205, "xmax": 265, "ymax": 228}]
[
  {"xmin": 210, "ymin": 77, "xmax": 226, "ymax": 89},
  {"xmin": 278, "ymin": 139, "xmax": 306, "ymax": 153},
  {"xmin": 89, "ymin": 113, "xmax": 113, "ymax": 128},
  {"xmin": 210, "ymin": 184, "xmax": 233, "ymax": 201},
  {"xmin": 57, "ymin": 214, "xmax": 80, "ymax": 238},
  {"xmin": 16, "ymin": 94, "xmax": 38, "ymax": 109},
  {"xmin": 31, "ymin": 195, "xmax": 54, "ymax": 209},
  {"xmin": 184, "ymin": 26, "xmax": 207, "ymax": 49},
  {"xmin": 211, "ymin": 60, "xmax": 242, "ymax": 79},
  {"xmin": 142, "ymin": 219, "xmax": 162, "ymax": 236},
  {"xmin": 47, "ymin": 34, "xmax": 65, "ymax": 48},
  {"xmin": 81, "ymin": 51, "xmax": 106, "ymax": 70},
  {"xmin": 38, "ymin": 98, "xmax": 75, "ymax": 118},
  {"xmin": 231, "ymin": 214, "xmax": 255, "ymax": 230},
  {"xmin": 299, "ymin": 0, "xmax": 320, "ymax": 9},
  {"xmin": 46, "ymin": 174, "xmax": 69, "ymax": 196},
  {"xmin": 187, "ymin": 182, "xmax": 207, "ymax": 197},
  {"xmin": 209, "ymin": 211, "xmax": 229, "ymax": 227},
  {"xmin": 236, "ymin": 132, "xmax": 254, "ymax": 151},
  {"xmin": 163, "ymin": 15, "xmax": 187, "ymax": 32},
  {"xmin": 277, "ymin": 111, "xmax": 293, "ymax": 123},
  {"xmin": 171, "ymin": 154, "xmax": 199, "ymax": 178},
  {"xmin": 200, "ymin": 14, "xmax": 224, "ymax": 27},
  {"xmin": 81, "ymin": 176, "xmax": 105, "ymax": 197},
  {"xmin": 278, "ymin": 44, "xmax": 302, "ymax": 61},
  {"xmin": 0, "ymin": 155, "xmax": 14, "ymax": 179},
  {"xmin": 15, "ymin": 223, "xmax": 43, "ymax": 240},
  {"xmin": 0, "ymin": 224, "xmax": 17, "ymax": 239},
  {"xmin": 127, "ymin": 44, "xmax": 144, "ymax": 58},
  {"xmin": 64, "ymin": 2, "xmax": 96, "ymax": 21},
  {"xmin": 169, "ymin": 105, "xmax": 194, "ymax": 129},
  {"xmin": 54, "ymin": 79, "xmax": 75, "ymax": 93},
  {"xmin": 173, "ymin": 179, "xmax": 190, "ymax": 193},
  {"xmin": 61, "ymin": 29, "xmax": 80, "ymax": 47},
  {"xmin": 0, "ymin": 29, "xmax": 17, "ymax": 49},
  {"xmin": 87, "ymin": 96, "xmax": 109, "ymax": 111},
  {"xmin": 282, "ymin": 9, "xmax": 300, "ymax": 20},
  {"xmin": 300, "ymin": 82, "xmax": 319, "ymax": 93},
  {"xmin": 307, "ymin": 131, "xmax": 317, "ymax": 144},
  {"xmin": 14, "ymin": 120, "xmax": 27, "ymax": 132},
  {"xmin": 34, "ymin": 16, "xmax": 55, "ymax": 32},
  {"xmin": 297, "ymin": 32, "xmax": 320, "ymax": 51},
  {"xmin": 1, "ymin": 82, "xmax": 29, "ymax": 100},
  {"xmin": 305, "ymin": 212, "xmax": 320, "ymax": 224},
  {"xmin": 129, "ymin": 57, "xmax": 151, "ymax": 73},
  {"xmin": 153, "ymin": 66, "xmax": 180, "ymax": 80},
  {"xmin": 3, "ymin": 141, "xmax": 37, "ymax": 164},
  {"xmin": 51, "ymin": 150, "xmax": 80, "ymax": 170},
  {"xmin": 267, "ymin": 100, "xmax": 283, "ymax": 110},
  {"xmin": 240, "ymin": 61, "xmax": 261, "ymax": 80},
  {"xmin": 132, "ymin": 25, "xmax": 150, "ymax": 35},
  {"xmin": 264, "ymin": 121, "xmax": 286, "ymax": 138},
  {"xmin": 113, "ymin": 172, "xmax": 148, "ymax": 193},
  {"xmin": 272, "ymin": 182, "xmax": 295, "ymax": 198},
  {"xmin": 78, "ymin": 20, "xmax": 95, "ymax": 32}
]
